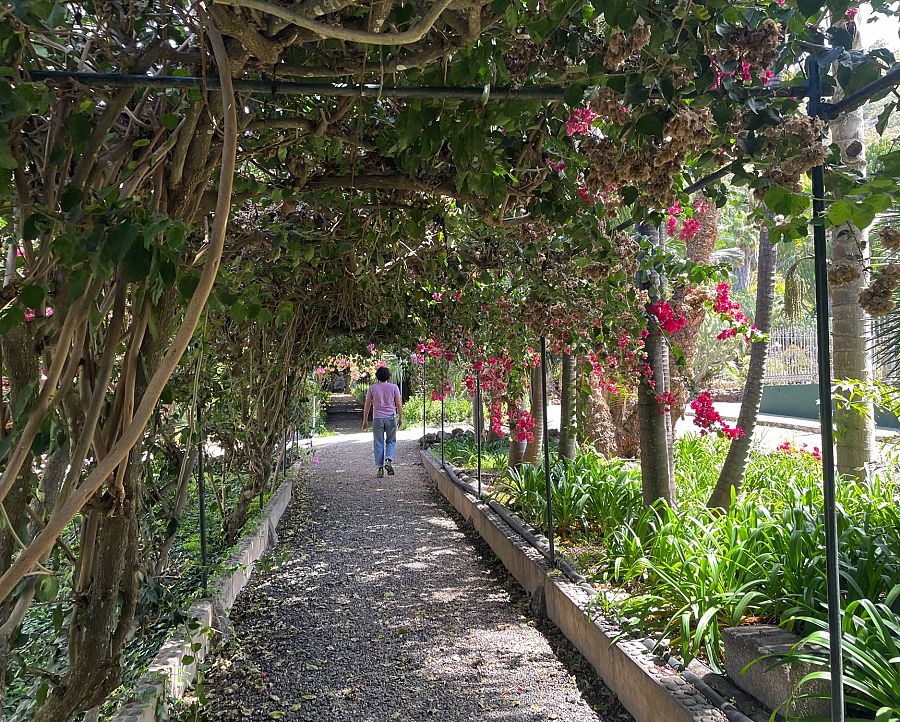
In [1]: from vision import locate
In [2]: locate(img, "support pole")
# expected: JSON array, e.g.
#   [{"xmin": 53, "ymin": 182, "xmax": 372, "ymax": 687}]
[
  {"xmin": 540, "ymin": 337, "xmax": 556, "ymax": 567},
  {"xmin": 311, "ymin": 391, "xmax": 316, "ymax": 453},
  {"xmin": 440, "ymin": 393, "xmax": 445, "ymax": 469},
  {"xmin": 476, "ymin": 374, "xmax": 482, "ymax": 496},
  {"xmin": 808, "ymin": 56, "xmax": 845, "ymax": 722},
  {"xmin": 196, "ymin": 402, "xmax": 208, "ymax": 594},
  {"xmin": 422, "ymin": 358, "xmax": 427, "ymax": 444}
]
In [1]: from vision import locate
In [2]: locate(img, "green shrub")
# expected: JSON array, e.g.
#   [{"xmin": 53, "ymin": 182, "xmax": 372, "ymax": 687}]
[
  {"xmin": 476, "ymin": 431, "xmax": 900, "ymax": 707},
  {"xmin": 402, "ymin": 395, "xmax": 472, "ymax": 426}
]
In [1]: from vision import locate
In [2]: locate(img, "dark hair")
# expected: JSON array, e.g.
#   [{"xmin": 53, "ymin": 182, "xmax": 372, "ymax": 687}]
[{"xmin": 375, "ymin": 366, "xmax": 391, "ymax": 382}]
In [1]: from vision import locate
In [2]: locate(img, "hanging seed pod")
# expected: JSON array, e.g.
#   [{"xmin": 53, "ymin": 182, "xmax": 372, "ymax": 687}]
[
  {"xmin": 878, "ymin": 226, "xmax": 900, "ymax": 252},
  {"xmin": 827, "ymin": 259, "xmax": 861, "ymax": 286}
]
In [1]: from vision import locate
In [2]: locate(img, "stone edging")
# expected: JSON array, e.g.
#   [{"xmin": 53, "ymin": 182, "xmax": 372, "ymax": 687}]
[
  {"xmin": 112, "ymin": 477, "xmax": 294, "ymax": 722},
  {"xmin": 421, "ymin": 450, "xmax": 729, "ymax": 722}
]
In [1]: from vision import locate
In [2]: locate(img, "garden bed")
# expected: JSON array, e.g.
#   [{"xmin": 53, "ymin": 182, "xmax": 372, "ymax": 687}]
[{"xmin": 433, "ymin": 434, "xmax": 900, "ymax": 722}]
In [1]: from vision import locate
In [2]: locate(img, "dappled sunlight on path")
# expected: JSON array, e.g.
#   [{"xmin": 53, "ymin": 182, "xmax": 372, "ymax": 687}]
[{"xmin": 200, "ymin": 397, "xmax": 632, "ymax": 722}]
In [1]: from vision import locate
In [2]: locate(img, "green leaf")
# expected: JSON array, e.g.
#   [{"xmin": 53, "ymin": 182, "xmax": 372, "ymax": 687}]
[
  {"xmin": 797, "ymin": 0, "xmax": 822, "ymax": 18},
  {"xmin": 178, "ymin": 274, "xmax": 200, "ymax": 300},
  {"xmin": 763, "ymin": 186, "xmax": 792, "ymax": 216},
  {"xmin": 66, "ymin": 112, "xmax": 92, "ymax": 145},
  {"xmin": 161, "ymin": 113, "xmax": 180, "ymax": 131},
  {"xmin": 18, "ymin": 285, "xmax": 44, "ymax": 308},
  {"xmin": 850, "ymin": 203, "xmax": 876, "ymax": 230},
  {"xmin": 59, "ymin": 185, "xmax": 83, "ymax": 213},
  {"xmin": 121, "ymin": 243, "xmax": 152, "ymax": 282},
  {"xmin": 564, "ymin": 83, "xmax": 586, "ymax": 107},
  {"xmin": 635, "ymin": 113, "xmax": 663, "ymax": 138},
  {"xmin": 36, "ymin": 575, "xmax": 59, "ymax": 602},
  {"xmin": 0, "ymin": 304, "xmax": 24, "ymax": 334},
  {"xmin": 876, "ymin": 102, "xmax": 895, "ymax": 137},
  {"xmin": 828, "ymin": 199, "xmax": 853, "ymax": 225}
]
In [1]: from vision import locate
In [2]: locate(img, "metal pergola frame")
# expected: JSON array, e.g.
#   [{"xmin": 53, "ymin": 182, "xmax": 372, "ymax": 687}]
[{"xmin": 26, "ymin": 60, "xmax": 900, "ymax": 722}]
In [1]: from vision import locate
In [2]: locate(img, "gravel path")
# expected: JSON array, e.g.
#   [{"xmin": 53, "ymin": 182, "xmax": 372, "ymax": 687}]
[{"xmin": 200, "ymin": 396, "xmax": 632, "ymax": 722}]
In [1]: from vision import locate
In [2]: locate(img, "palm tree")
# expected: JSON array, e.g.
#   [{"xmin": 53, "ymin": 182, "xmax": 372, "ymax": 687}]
[
  {"xmin": 708, "ymin": 225, "xmax": 776, "ymax": 509},
  {"xmin": 831, "ymin": 17, "xmax": 877, "ymax": 481}
]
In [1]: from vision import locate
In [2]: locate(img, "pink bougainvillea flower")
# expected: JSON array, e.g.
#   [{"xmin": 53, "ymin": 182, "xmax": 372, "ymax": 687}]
[
  {"xmin": 565, "ymin": 108, "xmax": 598, "ymax": 137},
  {"xmin": 432, "ymin": 292, "xmax": 442, "ymax": 302}
]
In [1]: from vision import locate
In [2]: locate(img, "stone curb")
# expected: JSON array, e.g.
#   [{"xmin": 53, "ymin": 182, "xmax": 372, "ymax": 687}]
[
  {"xmin": 421, "ymin": 450, "xmax": 728, "ymax": 722},
  {"xmin": 111, "ymin": 477, "xmax": 294, "ymax": 722}
]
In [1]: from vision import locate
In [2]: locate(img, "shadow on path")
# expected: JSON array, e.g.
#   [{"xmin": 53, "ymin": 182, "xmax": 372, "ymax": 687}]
[{"xmin": 199, "ymin": 427, "xmax": 632, "ymax": 722}]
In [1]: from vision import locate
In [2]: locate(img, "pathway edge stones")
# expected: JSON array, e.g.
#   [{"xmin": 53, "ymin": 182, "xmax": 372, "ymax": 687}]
[
  {"xmin": 111, "ymin": 476, "xmax": 294, "ymax": 722},
  {"xmin": 420, "ymin": 450, "xmax": 729, "ymax": 722}
]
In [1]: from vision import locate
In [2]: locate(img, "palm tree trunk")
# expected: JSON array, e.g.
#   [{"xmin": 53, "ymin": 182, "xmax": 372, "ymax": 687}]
[
  {"xmin": 558, "ymin": 353, "xmax": 576, "ymax": 461},
  {"xmin": 831, "ymin": 19, "xmax": 876, "ymax": 481},
  {"xmin": 638, "ymin": 325, "xmax": 675, "ymax": 505},
  {"xmin": 637, "ymin": 221, "xmax": 675, "ymax": 505},
  {"xmin": 523, "ymin": 365, "xmax": 544, "ymax": 465},
  {"xmin": 708, "ymin": 228, "xmax": 776, "ymax": 510}
]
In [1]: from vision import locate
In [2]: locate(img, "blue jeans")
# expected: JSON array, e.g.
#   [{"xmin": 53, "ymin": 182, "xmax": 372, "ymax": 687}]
[{"xmin": 372, "ymin": 416, "xmax": 397, "ymax": 467}]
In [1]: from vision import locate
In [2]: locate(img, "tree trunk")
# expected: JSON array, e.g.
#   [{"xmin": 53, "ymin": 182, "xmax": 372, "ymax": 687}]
[
  {"xmin": 523, "ymin": 365, "xmax": 544, "ymax": 465},
  {"xmin": 831, "ymin": 18, "xmax": 876, "ymax": 481},
  {"xmin": 638, "ymin": 327, "xmax": 675, "ymax": 506},
  {"xmin": 708, "ymin": 228, "xmax": 776, "ymax": 510},
  {"xmin": 636, "ymin": 221, "xmax": 675, "ymax": 505},
  {"xmin": 558, "ymin": 353, "xmax": 576, "ymax": 461}
]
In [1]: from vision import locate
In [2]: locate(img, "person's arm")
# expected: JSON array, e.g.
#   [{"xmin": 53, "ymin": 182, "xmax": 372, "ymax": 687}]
[
  {"xmin": 394, "ymin": 386, "xmax": 403, "ymax": 428},
  {"xmin": 362, "ymin": 390, "xmax": 372, "ymax": 430}
]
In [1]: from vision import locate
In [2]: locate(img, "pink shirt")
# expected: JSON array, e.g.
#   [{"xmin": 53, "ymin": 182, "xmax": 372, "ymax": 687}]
[{"xmin": 367, "ymin": 382, "xmax": 401, "ymax": 419}]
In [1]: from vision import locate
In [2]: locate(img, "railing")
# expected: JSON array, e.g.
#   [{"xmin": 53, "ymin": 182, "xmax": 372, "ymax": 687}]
[
  {"xmin": 764, "ymin": 325, "xmax": 898, "ymax": 384},
  {"xmin": 765, "ymin": 326, "xmax": 819, "ymax": 384}
]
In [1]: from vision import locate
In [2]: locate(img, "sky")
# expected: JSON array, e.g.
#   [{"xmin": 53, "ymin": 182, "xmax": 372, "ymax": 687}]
[{"xmin": 859, "ymin": 5, "xmax": 900, "ymax": 51}]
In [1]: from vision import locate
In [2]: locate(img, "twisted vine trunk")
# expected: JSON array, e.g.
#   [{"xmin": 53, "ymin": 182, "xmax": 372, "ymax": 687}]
[
  {"xmin": 708, "ymin": 228, "xmax": 776, "ymax": 510},
  {"xmin": 558, "ymin": 353, "xmax": 576, "ymax": 461}
]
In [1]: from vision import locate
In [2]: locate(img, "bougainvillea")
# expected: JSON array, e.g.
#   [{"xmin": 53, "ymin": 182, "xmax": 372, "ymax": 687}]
[
  {"xmin": 690, "ymin": 391, "xmax": 744, "ymax": 440},
  {"xmin": 649, "ymin": 300, "xmax": 688, "ymax": 335},
  {"xmin": 776, "ymin": 440, "xmax": 822, "ymax": 461}
]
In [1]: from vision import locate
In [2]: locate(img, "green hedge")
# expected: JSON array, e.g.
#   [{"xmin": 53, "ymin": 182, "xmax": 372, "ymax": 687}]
[{"xmin": 403, "ymin": 396, "xmax": 472, "ymax": 426}]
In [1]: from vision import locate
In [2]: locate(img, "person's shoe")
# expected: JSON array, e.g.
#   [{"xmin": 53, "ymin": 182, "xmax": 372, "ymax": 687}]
[
  {"xmin": 385, "ymin": 460, "xmax": 395, "ymax": 476},
  {"xmin": 376, "ymin": 467, "xmax": 384, "ymax": 478}
]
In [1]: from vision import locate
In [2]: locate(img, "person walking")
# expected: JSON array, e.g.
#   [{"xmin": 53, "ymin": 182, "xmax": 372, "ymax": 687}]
[{"xmin": 362, "ymin": 366, "xmax": 403, "ymax": 477}]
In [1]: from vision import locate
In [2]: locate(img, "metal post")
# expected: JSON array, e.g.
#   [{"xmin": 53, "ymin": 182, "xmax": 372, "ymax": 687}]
[
  {"xmin": 808, "ymin": 56, "xmax": 845, "ymax": 722},
  {"xmin": 540, "ymin": 337, "xmax": 556, "ymax": 566},
  {"xmin": 311, "ymin": 391, "xmax": 316, "ymax": 453},
  {"xmin": 196, "ymin": 402, "xmax": 208, "ymax": 594},
  {"xmin": 440, "ymin": 393, "xmax": 445, "ymax": 469},
  {"xmin": 422, "ymin": 357, "xmax": 427, "ymax": 443},
  {"xmin": 476, "ymin": 374, "xmax": 482, "ymax": 496}
]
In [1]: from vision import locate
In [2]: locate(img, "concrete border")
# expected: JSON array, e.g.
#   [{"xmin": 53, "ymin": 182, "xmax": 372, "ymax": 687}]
[
  {"xmin": 421, "ymin": 450, "xmax": 728, "ymax": 722},
  {"xmin": 112, "ymin": 477, "xmax": 294, "ymax": 722}
]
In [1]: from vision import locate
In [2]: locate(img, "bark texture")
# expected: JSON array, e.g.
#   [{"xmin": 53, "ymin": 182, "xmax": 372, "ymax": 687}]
[
  {"xmin": 558, "ymin": 353, "xmax": 576, "ymax": 461},
  {"xmin": 708, "ymin": 229, "xmax": 776, "ymax": 510},
  {"xmin": 831, "ymin": 21, "xmax": 876, "ymax": 481}
]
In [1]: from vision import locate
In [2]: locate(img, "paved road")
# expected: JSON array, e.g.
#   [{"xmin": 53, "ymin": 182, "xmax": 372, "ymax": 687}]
[{"xmin": 200, "ymin": 395, "xmax": 631, "ymax": 722}]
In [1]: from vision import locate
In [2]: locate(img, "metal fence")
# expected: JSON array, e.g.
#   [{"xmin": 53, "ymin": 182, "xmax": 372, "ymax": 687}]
[
  {"xmin": 765, "ymin": 326, "xmax": 819, "ymax": 384},
  {"xmin": 764, "ymin": 325, "xmax": 897, "ymax": 384}
]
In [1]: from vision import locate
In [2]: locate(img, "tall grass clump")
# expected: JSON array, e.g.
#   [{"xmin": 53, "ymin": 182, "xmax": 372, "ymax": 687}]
[{"xmin": 489, "ymin": 432, "xmax": 900, "ymax": 716}]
